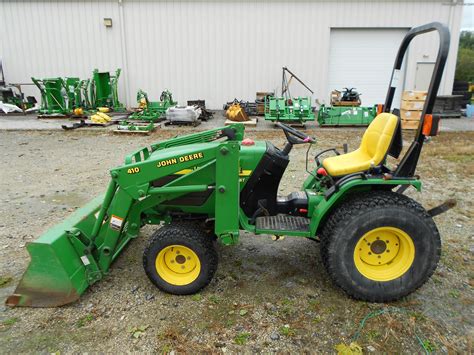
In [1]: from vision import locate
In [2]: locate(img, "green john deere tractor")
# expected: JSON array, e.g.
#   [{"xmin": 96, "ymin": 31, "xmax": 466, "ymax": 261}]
[{"xmin": 7, "ymin": 23, "xmax": 454, "ymax": 307}]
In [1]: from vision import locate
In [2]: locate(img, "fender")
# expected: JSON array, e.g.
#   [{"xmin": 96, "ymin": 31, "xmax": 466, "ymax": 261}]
[{"xmin": 309, "ymin": 177, "xmax": 421, "ymax": 237}]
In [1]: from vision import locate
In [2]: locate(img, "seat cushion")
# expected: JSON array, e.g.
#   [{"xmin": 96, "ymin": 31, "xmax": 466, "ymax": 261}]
[
  {"xmin": 322, "ymin": 113, "xmax": 399, "ymax": 177},
  {"xmin": 322, "ymin": 148, "xmax": 373, "ymax": 177}
]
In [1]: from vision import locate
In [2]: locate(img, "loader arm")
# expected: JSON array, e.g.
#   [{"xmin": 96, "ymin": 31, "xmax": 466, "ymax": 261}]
[{"xmin": 7, "ymin": 124, "xmax": 244, "ymax": 307}]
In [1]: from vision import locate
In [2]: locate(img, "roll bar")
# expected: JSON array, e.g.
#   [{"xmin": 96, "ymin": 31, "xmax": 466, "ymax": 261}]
[{"xmin": 384, "ymin": 22, "xmax": 450, "ymax": 177}]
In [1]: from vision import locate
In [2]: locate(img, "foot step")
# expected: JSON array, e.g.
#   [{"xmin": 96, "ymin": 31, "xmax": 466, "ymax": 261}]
[{"xmin": 255, "ymin": 214, "xmax": 310, "ymax": 232}]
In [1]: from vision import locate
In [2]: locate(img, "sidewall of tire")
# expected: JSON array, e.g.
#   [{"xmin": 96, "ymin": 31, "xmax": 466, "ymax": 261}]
[
  {"xmin": 328, "ymin": 206, "xmax": 440, "ymax": 301},
  {"xmin": 144, "ymin": 228, "xmax": 217, "ymax": 295}
]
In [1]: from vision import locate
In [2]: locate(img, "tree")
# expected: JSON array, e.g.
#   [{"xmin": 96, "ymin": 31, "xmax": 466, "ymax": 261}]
[{"xmin": 455, "ymin": 31, "xmax": 474, "ymax": 82}]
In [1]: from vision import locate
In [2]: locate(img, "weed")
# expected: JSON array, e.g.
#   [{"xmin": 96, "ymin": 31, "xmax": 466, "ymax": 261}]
[
  {"xmin": 366, "ymin": 329, "xmax": 381, "ymax": 342},
  {"xmin": 130, "ymin": 325, "xmax": 149, "ymax": 338},
  {"xmin": 0, "ymin": 276, "xmax": 12, "ymax": 287},
  {"xmin": 449, "ymin": 289, "xmax": 460, "ymax": 299},
  {"xmin": 225, "ymin": 319, "xmax": 234, "ymax": 328},
  {"xmin": 281, "ymin": 298, "xmax": 294, "ymax": 306},
  {"xmin": 162, "ymin": 343, "xmax": 173, "ymax": 353},
  {"xmin": 191, "ymin": 294, "xmax": 202, "ymax": 302},
  {"xmin": 422, "ymin": 339, "xmax": 437, "ymax": 352},
  {"xmin": 76, "ymin": 314, "xmax": 94, "ymax": 328},
  {"xmin": 2, "ymin": 318, "xmax": 18, "ymax": 327},
  {"xmin": 1, "ymin": 317, "xmax": 19, "ymax": 332},
  {"xmin": 431, "ymin": 276, "xmax": 443, "ymax": 285},
  {"xmin": 234, "ymin": 332, "xmax": 251, "ymax": 345},
  {"xmin": 280, "ymin": 306, "xmax": 293, "ymax": 317},
  {"xmin": 208, "ymin": 295, "xmax": 220, "ymax": 304},
  {"xmin": 279, "ymin": 324, "xmax": 296, "ymax": 337},
  {"xmin": 239, "ymin": 309, "xmax": 248, "ymax": 316},
  {"xmin": 409, "ymin": 311, "xmax": 427, "ymax": 322},
  {"xmin": 308, "ymin": 299, "xmax": 321, "ymax": 309}
]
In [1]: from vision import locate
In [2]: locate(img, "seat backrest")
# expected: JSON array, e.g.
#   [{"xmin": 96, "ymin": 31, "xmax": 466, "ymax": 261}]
[{"xmin": 360, "ymin": 113, "xmax": 400, "ymax": 165}]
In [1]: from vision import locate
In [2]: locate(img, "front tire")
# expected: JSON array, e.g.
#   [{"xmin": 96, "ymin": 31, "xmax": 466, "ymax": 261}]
[
  {"xmin": 143, "ymin": 222, "xmax": 218, "ymax": 295},
  {"xmin": 320, "ymin": 191, "xmax": 441, "ymax": 302}
]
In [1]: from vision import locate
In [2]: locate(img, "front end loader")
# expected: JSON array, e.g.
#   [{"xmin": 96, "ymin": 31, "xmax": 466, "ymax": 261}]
[{"xmin": 7, "ymin": 22, "xmax": 454, "ymax": 307}]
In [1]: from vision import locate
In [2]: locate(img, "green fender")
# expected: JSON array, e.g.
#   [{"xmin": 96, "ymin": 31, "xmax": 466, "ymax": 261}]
[{"xmin": 309, "ymin": 178, "xmax": 422, "ymax": 237}]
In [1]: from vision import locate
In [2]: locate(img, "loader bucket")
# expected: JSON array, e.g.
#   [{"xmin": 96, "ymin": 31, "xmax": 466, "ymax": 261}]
[
  {"xmin": 6, "ymin": 194, "xmax": 104, "ymax": 307},
  {"xmin": 226, "ymin": 103, "xmax": 249, "ymax": 122}
]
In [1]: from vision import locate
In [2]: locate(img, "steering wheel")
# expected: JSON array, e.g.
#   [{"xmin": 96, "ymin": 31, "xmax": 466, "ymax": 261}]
[{"xmin": 276, "ymin": 122, "xmax": 315, "ymax": 145}]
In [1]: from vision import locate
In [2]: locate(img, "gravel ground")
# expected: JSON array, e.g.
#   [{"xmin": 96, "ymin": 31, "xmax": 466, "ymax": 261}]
[{"xmin": 0, "ymin": 127, "xmax": 472, "ymax": 353}]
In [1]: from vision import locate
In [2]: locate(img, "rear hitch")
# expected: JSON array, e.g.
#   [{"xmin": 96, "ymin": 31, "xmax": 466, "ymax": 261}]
[{"xmin": 427, "ymin": 199, "xmax": 457, "ymax": 217}]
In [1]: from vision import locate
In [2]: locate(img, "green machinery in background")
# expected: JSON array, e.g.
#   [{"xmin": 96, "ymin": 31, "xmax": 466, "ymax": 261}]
[
  {"xmin": 119, "ymin": 89, "xmax": 177, "ymax": 133},
  {"xmin": 265, "ymin": 67, "xmax": 315, "ymax": 124},
  {"xmin": 90, "ymin": 69, "xmax": 125, "ymax": 112},
  {"xmin": 265, "ymin": 96, "xmax": 315, "ymax": 123},
  {"xmin": 32, "ymin": 68, "xmax": 124, "ymax": 116},
  {"xmin": 317, "ymin": 104, "xmax": 381, "ymax": 126},
  {"xmin": 317, "ymin": 88, "xmax": 381, "ymax": 126},
  {"xmin": 129, "ymin": 89, "xmax": 176, "ymax": 122},
  {"xmin": 32, "ymin": 77, "xmax": 72, "ymax": 116},
  {"xmin": 0, "ymin": 60, "xmax": 37, "ymax": 111}
]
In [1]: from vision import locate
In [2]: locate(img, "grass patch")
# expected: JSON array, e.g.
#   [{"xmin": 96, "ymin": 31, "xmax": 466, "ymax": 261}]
[
  {"xmin": 422, "ymin": 339, "xmax": 437, "ymax": 352},
  {"xmin": 161, "ymin": 344, "xmax": 173, "ymax": 353},
  {"xmin": 234, "ymin": 332, "xmax": 251, "ymax": 345},
  {"xmin": 0, "ymin": 276, "xmax": 12, "ymax": 287},
  {"xmin": 76, "ymin": 314, "xmax": 94, "ymax": 328},
  {"xmin": 225, "ymin": 318, "xmax": 234, "ymax": 328},
  {"xmin": 449, "ymin": 289, "xmax": 460, "ymax": 299},
  {"xmin": 208, "ymin": 295, "xmax": 220, "ymax": 304},
  {"xmin": 2, "ymin": 318, "xmax": 18, "ymax": 327},
  {"xmin": 366, "ymin": 329, "xmax": 381, "ymax": 342},
  {"xmin": 442, "ymin": 154, "xmax": 474, "ymax": 164},
  {"xmin": 191, "ymin": 294, "xmax": 202, "ymax": 302},
  {"xmin": 279, "ymin": 324, "xmax": 296, "ymax": 337}
]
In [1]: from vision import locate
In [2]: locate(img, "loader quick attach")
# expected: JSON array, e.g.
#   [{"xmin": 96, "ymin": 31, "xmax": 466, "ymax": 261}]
[{"xmin": 7, "ymin": 22, "xmax": 455, "ymax": 307}]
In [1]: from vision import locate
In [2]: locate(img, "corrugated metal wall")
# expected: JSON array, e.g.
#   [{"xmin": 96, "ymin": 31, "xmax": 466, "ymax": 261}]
[{"xmin": 0, "ymin": 0, "xmax": 463, "ymax": 109}]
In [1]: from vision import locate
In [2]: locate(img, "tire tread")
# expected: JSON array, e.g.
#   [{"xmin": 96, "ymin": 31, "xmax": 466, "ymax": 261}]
[
  {"xmin": 143, "ymin": 222, "xmax": 218, "ymax": 295},
  {"xmin": 320, "ymin": 190, "xmax": 440, "ymax": 302}
]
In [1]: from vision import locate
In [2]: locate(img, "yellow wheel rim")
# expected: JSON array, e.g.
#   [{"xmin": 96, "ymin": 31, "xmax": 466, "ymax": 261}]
[
  {"xmin": 155, "ymin": 245, "xmax": 201, "ymax": 286},
  {"xmin": 353, "ymin": 227, "xmax": 415, "ymax": 282}
]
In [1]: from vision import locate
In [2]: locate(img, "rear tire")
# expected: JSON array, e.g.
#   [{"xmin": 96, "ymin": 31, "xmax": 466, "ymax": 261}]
[
  {"xmin": 143, "ymin": 222, "xmax": 218, "ymax": 295},
  {"xmin": 320, "ymin": 191, "xmax": 440, "ymax": 302}
]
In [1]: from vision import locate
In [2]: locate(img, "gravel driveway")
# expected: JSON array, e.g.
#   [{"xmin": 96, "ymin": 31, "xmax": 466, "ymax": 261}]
[{"xmin": 0, "ymin": 127, "xmax": 472, "ymax": 353}]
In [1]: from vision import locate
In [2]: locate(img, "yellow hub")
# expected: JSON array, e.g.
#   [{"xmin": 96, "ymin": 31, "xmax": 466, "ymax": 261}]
[
  {"xmin": 353, "ymin": 227, "xmax": 415, "ymax": 281},
  {"xmin": 155, "ymin": 245, "xmax": 201, "ymax": 286}
]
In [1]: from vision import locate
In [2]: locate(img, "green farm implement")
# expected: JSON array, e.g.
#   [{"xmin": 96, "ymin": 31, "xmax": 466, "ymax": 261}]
[
  {"xmin": 115, "ymin": 120, "xmax": 157, "ymax": 134},
  {"xmin": 7, "ymin": 23, "xmax": 454, "ymax": 307},
  {"xmin": 265, "ymin": 96, "xmax": 315, "ymax": 123},
  {"xmin": 265, "ymin": 67, "xmax": 315, "ymax": 124},
  {"xmin": 318, "ymin": 104, "xmax": 382, "ymax": 126},
  {"xmin": 120, "ymin": 89, "xmax": 177, "ymax": 133},
  {"xmin": 0, "ymin": 60, "xmax": 37, "ymax": 112},
  {"xmin": 32, "ymin": 68, "xmax": 124, "ymax": 116},
  {"xmin": 129, "ymin": 89, "xmax": 176, "ymax": 122},
  {"xmin": 32, "ymin": 77, "xmax": 89, "ymax": 116},
  {"xmin": 90, "ymin": 68, "xmax": 125, "ymax": 112}
]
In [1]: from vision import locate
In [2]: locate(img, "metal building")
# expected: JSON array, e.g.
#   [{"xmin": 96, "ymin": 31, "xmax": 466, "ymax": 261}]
[{"xmin": 0, "ymin": 0, "xmax": 464, "ymax": 109}]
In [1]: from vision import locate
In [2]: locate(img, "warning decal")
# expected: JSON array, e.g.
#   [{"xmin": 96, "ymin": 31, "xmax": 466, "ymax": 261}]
[{"xmin": 110, "ymin": 215, "xmax": 124, "ymax": 231}]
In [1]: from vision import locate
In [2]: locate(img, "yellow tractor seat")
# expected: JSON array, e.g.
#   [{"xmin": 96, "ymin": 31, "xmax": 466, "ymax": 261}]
[{"xmin": 322, "ymin": 113, "xmax": 400, "ymax": 177}]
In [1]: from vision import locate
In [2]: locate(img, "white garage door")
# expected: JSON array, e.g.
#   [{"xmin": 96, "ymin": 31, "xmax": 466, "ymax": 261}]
[{"xmin": 329, "ymin": 28, "xmax": 408, "ymax": 107}]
